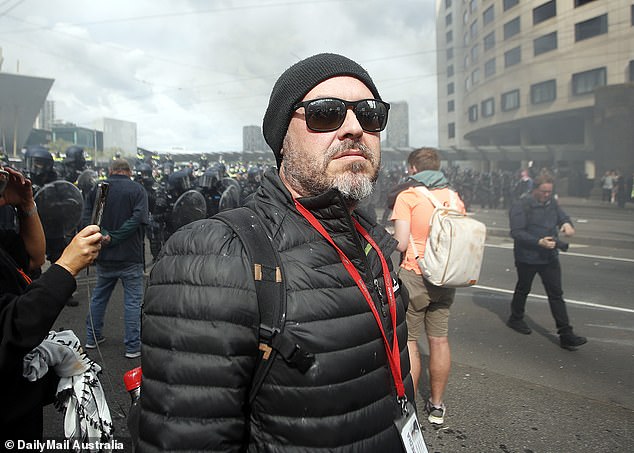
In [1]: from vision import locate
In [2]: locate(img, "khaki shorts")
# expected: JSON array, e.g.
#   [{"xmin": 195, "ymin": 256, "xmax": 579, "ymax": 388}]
[{"xmin": 399, "ymin": 268, "xmax": 456, "ymax": 340}]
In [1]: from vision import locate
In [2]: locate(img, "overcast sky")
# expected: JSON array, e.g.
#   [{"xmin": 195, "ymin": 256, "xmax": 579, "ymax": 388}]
[{"xmin": 1, "ymin": 0, "xmax": 438, "ymax": 155}]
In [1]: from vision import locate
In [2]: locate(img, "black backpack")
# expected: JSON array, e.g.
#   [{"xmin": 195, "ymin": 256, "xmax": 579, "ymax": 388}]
[{"xmin": 214, "ymin": 207, "xmax": 315, "ymax": 405}]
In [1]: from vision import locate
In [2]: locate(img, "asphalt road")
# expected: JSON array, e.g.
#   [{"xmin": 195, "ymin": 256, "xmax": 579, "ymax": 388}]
[{"xmin": 38, "ymin": 200, "xmax": 633, "ymax": 452}]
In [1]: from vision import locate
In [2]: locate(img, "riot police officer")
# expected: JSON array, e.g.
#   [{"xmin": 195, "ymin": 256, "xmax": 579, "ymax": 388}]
[
  {"xmin": 24, "ymin": 145, "xmax": 57, "ymax": 191},
  {"xmin": 135, "ymin": 163, "xmax": 163, "ymax": 262}
]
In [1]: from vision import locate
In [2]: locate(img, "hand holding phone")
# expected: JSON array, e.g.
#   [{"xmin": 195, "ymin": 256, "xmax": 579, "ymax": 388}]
[{"xmin": 91, "ymin": 182, "xmax": 109, "ymax": 226}]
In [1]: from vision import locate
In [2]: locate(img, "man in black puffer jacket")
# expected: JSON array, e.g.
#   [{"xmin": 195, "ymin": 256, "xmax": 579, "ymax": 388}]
[{"xmin": 139, "ymin": 54, "xmax": 416, "ymax": 452}]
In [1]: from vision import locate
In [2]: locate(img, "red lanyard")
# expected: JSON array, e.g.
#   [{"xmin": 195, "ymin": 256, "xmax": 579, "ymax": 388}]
[
  {"xmin": 293, "ymin": 199, "xmax": 405, "ymax": 398},
  {"xmin": 17, "ymin": 267, "xmax": 32, "ymax": 285}
]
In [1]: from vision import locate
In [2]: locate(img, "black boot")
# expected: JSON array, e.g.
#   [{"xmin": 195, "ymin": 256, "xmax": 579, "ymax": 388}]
[
  {"xmin": 507, "ymin": 318, "xmax": 532, "ymax": 334},
  {"xmin": 560, "ymin": 333, "xmax": 587, "ymax": 351}
]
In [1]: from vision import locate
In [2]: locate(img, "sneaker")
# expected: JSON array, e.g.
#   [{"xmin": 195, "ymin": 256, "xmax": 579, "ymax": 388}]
[
  {"xmin": 125, "ymin": 351, "xmax": 141, "ymax": 359},
  {"xmin": 425, "ymin": 399, "xmax": 446, "ymax": 425},
  {"xmin": 560, "ymin": 334, "xmax": 587, "ymax": 351},
  {"xmin": 85, "ymin": 337, "xmax": 106, "ymax": 349},
  {"xmin": 507, "ymin": 318, "xmax": 532, "ymax": 335}
]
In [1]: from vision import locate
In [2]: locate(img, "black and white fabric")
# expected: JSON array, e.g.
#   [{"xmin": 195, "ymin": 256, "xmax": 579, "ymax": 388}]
[{"xmin": 22, "ymin": 330, "xmax": 114, "ymax": 451}]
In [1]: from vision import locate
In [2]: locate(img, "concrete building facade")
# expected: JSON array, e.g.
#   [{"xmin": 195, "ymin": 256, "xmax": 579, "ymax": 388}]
[
  {"xmin": 35, "ymin": 100, "xmax": 55, "ymax": 131},
  {"xmin": 242, "ymin": 125, "xmax": 267, "ymax": 151},
  {"xmin": 436, "ymin": 0, "xmax": 634, "ymax": 181},
  {"xmin": 97, "ymin": 117, "xmax": 137, "ymax": 155},
  {"xmin": 385, "ymin": 101, "xmax": 410, "ymax": 148}
]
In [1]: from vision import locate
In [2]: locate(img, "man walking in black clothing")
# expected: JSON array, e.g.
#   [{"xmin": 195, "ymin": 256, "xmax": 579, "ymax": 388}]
[{"xmin": 507, "ymin": 171, "xmax": 587, "ymax": 350}]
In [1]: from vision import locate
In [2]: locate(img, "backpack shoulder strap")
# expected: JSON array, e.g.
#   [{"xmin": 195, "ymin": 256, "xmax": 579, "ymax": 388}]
[
  {"xmin": 214, "ymin": 207, "xmax": 314, "ymax": 405},
  {"xmin": 416, "ymin": 186, "xmax": 461, "ymax": 211},
  {"xmin": 415, "ymin": 186, "xmax": 443, "ymax": 209}
]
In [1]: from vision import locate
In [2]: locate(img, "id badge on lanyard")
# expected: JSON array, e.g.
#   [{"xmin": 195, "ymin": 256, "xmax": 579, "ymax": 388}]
[
  {"xmin": 294, "ymin": 199, "xmax": 428, "ymax": 453},
  {"xmin": 394, "ymin": 401, "xmax": 428, "ymax": 453}
]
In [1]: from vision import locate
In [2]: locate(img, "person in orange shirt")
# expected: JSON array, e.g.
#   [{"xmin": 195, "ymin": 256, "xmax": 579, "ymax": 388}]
[{"xmin": 391, "ymin": 147, "xmax": 466, "ymax": 426}]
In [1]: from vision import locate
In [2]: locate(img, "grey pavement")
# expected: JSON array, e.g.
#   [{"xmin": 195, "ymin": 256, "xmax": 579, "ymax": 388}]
[{"xmin": 38, "ymin": 197, "xmax": 634, "ymax": 452}]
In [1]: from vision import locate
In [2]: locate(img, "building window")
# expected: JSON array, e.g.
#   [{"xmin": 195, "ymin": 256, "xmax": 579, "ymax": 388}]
[
  {"xmin": 484, "ymin": 58, "xmax": 496, "ymax": 78},
  {"xmin": 483, "ymin": 5, "xmax": 494, "ymax": 26},
  {"xmin": 630, "ymin": 61, "xmax": 634, "ymax": 82},
  {"xmin": 447, "ymin": 82, "xmax": 455, "ymax": 95},
  {"xmin": 631, "ymin": 5, "xmax": 634, "ymax": 26},
  {"xmin": 469, "ymin": 0, "xmax": 477, "ymax": 14},
  {"xmin": 504, "ymin": 46, "xmax": 521, "ymax": 67},
  {"xmin": 446, "ymin": 30, "xmax": 453, "ymax": 43},
  {"xmin": 447, "ymin": 47, "xmax": 454, "ymax": 60},
  {"xmin": 471, "ymin": 68, "xmax": 480, "ymax": 85},
  {"xmin": 470, "ymin": 21, "xmax": 478, "ymax": 39},
  {"xmin": 481, "ymin": 98, "xmax": 495, "ymax": 117},
  {"xmin": 468, "ymin": 104, "xmax": 478, "ymax": 122},
  {"xmin": 501, "ymin": 89, "xmax": 520, "ymax": 111},
  {"xmin": 448, "ymin": 122, "xmax": 455, "ymax": 139},
  {"xmin": 575, "ymin": 14, "xmax": 608, "ymax": 41},
  {"xmin": 464, "ymin": 32, "xmax": 470, "ymax": 46},
  {"xmin": 445, "ymin": 0, "xmax": 452, "ymax": 9},
  {"xmin": 572, "ymin": 67, "xmax": 607, "ymax": 95},
  {"xmin": 503, "ymin": 0, "xmax": 519, "ymax": 12},
  {"xmin": 471, "ymin": 44, "xmax": 479, "ymax": 63},
  {"xmin": 574, "ymin": 0, "xmax": 597, "ymax": 6},
  {"xmin": 463, "ymin": 55, "xmax": 469, "ymax": 70},
  {"xmin": 484, "ymin": 31, "xmax": 495, "ymax": 51},
  {"xmin": 504, "ymin": 17, "xmax": 520, "ymax": 40},
  {"xmin": 534, "ymin": 31, "xmax": 558, "ymax": 56},
  {"xmin": 447, "ymin": 65, "xmax": 454, "ymax": 77},
  {"xmin": 531, "ymin": 79, "xmax": 557, "ymax": 104},
  {"xmin": 533, "ymin": 1, "xmax": 556, "ymax": 25},
  {"xmin": 448, "ymin": 100, "xmax": 455, "ymax": 112},
  {"xmin": 446, "ymin": 13, "xmax": 453, "ymax": 26}
]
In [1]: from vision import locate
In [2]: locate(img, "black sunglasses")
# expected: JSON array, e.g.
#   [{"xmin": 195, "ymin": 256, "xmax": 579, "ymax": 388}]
[{"xmin": 293, "ymin": 98, "xmax": 390, "ymax": 133}]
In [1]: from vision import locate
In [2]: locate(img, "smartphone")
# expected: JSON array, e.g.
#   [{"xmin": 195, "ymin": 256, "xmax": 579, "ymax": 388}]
[{"xmin": 91, "ymin": 182, "xmax": 109, "ymax": 226}]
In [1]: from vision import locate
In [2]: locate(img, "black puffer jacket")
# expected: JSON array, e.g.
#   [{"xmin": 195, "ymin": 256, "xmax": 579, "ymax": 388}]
[{"xmin": 139, "ymin": 170, "xmax": 413, "ymax": 452}]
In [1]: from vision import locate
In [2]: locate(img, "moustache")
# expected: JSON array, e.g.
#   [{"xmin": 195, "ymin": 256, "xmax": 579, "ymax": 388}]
[{"xmin": 325, "ymin": 140, "xmax": 375, "ymax": 162}]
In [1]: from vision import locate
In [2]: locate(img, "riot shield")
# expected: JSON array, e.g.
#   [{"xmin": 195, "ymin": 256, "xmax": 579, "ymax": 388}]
[
  {"xmin": 218, "ymin": 184, "xmax": 241, "ymax": 212},
  {"xmin": 34, "ymin": 180, "xmax": 84, "ymax": 236},
  {"xmin": 76, "ymin": 169, "xmax": 97, "ymax": 195},
  {"xmin": 221, "ymin": 177, "xmax": 241, "ymax": 193},
  {"xmin": 171, "ymin": 189, "xmax": 207, "ymax": 231}
]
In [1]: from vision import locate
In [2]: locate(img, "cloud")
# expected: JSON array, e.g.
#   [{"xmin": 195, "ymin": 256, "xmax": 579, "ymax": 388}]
[{"xmin": 0, "ymin": 0, "xmax": 439, "ymax": 153}]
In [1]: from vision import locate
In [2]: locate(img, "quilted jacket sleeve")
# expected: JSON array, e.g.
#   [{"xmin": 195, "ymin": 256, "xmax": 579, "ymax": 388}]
[{"xmin": 138, "ymin": 218, "xmax": 260, "ymax": 452}]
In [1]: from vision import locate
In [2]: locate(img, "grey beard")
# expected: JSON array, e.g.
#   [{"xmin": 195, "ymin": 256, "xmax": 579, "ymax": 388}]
[
  {"xmin": 281, "ymin": 136, "xmax": 379, "ymax": 201},
  {"xmin": 332, "ymin": 161, "xmax": 376, "ymax": 202}
]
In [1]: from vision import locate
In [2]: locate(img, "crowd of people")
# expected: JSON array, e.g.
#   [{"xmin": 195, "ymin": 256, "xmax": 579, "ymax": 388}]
[{"xmin": 0, "ymin": 52, "xmax": 601, "ymax": 451}]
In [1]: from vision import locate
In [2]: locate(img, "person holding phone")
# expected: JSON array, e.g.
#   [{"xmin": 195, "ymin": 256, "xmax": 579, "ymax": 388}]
[{"xmin": 0, "ymin": 165, "xmax": 103, "ymax": 441}]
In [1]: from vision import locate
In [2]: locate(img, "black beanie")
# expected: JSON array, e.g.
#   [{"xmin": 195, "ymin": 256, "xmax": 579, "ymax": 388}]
[{"xmin": 263, "ymin": 53, "xmax": 381, "ymax": 168}]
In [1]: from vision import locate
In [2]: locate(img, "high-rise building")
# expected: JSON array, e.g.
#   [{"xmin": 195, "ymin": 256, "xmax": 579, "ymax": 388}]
[
  {"xmin": 436, "ymin": 0, "xmax": 634, "ymax": 179},
  {"xmin": 97, "ymin": 117, "xmax": 137, "ymax": 155},
  {"xmin": 35, "ymin": 100, "xmax": 55, "ymax": 131},
  {"xmin": 385, "ymin": 101, "xmax": 409, "ymax": 148},
  {"xmin": 243, "ymin": 125, "xmax": 267, "ymax": 151}
]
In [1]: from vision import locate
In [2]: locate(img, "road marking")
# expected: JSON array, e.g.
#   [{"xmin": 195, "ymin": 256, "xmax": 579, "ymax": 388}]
[
  {"xmin": 485, "ymin": 244, "xmax": 634, "ymax": 263},
  {"xmin": 469, "ymin": 285, "xmax": 634, "ymax": 314}
]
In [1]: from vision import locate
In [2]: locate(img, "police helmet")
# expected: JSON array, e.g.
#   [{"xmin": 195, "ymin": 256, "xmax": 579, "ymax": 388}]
[
  {"xmin": 247, "ymin": 166, "xmax": 261, "ymax": 183},
  {"xmin": 65, "ymin": 146, "xmax": 86, "ymax": 168},
  {"xmin": 198, "ymin": 167, "xmax": 220, "ymax": 189},
  {"xmin": 25, "ymin": 145, "xmax": 54, "ymax": 177}
]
